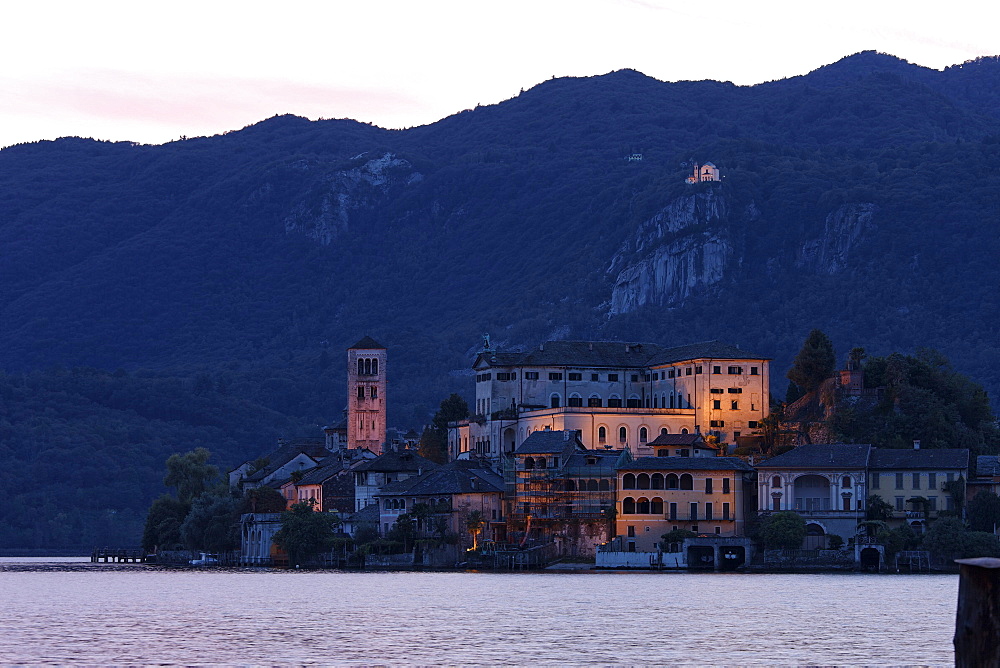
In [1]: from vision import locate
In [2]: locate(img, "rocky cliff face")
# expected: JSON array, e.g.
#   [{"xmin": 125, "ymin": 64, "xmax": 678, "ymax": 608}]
[
  {"xmin": 608, "ymin": 188, "xmax": 744, "ymax": 314},
  {"xmin": 797, "ymin": 203, "xmax": 877, "ymax": 274},
  {"xmin": 281, "ymin": 153, "xmax": 422, "ymax": 245}
]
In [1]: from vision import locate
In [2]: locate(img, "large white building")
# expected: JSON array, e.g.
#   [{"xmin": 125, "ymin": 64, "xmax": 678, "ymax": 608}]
[{"xmin": 449, "ymin": 340, "xmax": 770, "ymax": 460}]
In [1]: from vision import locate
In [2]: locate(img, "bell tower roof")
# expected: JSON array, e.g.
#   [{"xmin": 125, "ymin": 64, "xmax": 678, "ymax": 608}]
[{"xmin": 348, "ymin": 335, "xmax": 385, "ymax": 350}]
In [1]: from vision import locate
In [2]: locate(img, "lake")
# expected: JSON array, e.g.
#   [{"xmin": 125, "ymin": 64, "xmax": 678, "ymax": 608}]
[{"xmin": 0, "ymin": 557, "xmax": 957, "ymax": 666}]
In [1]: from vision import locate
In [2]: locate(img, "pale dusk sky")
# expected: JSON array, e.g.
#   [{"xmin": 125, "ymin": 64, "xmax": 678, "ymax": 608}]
[{"xmin": 1, "ymin": 0, "xmax": 996, "ymax": 149}]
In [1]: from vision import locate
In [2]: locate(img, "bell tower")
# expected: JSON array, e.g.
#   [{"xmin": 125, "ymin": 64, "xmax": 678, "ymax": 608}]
[{"xmin": 347, "ymin": 336, "xmax": 387, "ymax": 454}]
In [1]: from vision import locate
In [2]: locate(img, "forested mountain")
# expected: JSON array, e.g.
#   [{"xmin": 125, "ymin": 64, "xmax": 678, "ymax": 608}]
[{"xmin": 3, "ymin": 51, "xmax": 1000, "ymax": 549}]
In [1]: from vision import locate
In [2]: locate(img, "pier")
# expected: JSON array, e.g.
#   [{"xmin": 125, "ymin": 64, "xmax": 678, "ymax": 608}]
[{"xmin": 90, "ymin": 547, "xmax": 148, "ymax": 563}]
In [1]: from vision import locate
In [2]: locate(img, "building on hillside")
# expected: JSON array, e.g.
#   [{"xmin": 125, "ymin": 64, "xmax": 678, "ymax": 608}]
[
  {"xmin": 868, "ymin": 445, "xmax": 969, "ymax": 534},
  {"xmin": 509, "ymin": 430, "xmax": 627, "ymax": 556},
  {"xmin": 646, "ymin": 432, "xmax": 718, "ymax": 458},
  {"xmin": 348, "ymin": 336, "xmax": 387, "ymax": 454},
  {"xmin": 285, "ymin": 448, "xmax": 376, "ymax": 513},
  {"xmin": 230, "ymin": 438, "xmax": 331, "ymax": 491},
  {"xmin": 449, "ymin": 339, "xmax": 769, "ymax": 460},
  {"xmin": 353, "ymin": 448, "xmax": 440, "ymax": 512},
  {"xmin": 969, "ymin": 455, "xmax": 1000, "ymax": 501},
  {"xmin": 755, "ymin": 443, "xmax": 871, "ymax": 549},
  {"xmin": 376, "ymin": 459, "xmax": 505, "ymax": 545},
  {"xmin": 614, "ymin": 456, "xmax": 755, "ymax": 552},
  {"xmin": 686, "ymin": 162, "xmax": 720, "ymax": 184}
]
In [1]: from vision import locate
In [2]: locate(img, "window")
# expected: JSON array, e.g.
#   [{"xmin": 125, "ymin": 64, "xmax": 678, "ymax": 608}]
[
  {"xmin": 591, "ymin": 373, "xmax": 599, "ymax": 381},
  {"xmin": 772, "ymin": 476, "xmax": 781, "ymax": 488},
  {"xmin": 680, "ymin": 474, "xmax": 693, "ymax": 490},
  {"xmin": 928, "ymin": 472, "xmax": 937, "ymax": 489},
  {"xmin": 723, "ymin": 502, "xmax": 731, "ymax": 520},
  {"xmin": 626, "ymin": 397, "xmax": 641, "ymax": 408},
  {"xmin": 627, "ymin": 525, "xmax": 635, "ymax": 537},
  {"xmin": 666, "ymin": 474, "xmax": 678, "ymax": 489},
  {"xmin": 728, "ymin": 366, "xmax": 742, "ymax": 374},
  {"xmin": 728, "ymin": 388, "xmax": 742, "ymax": 394},
  {"xmin": 497, "ymin": 372, "xmax": 512, "ymax": 381},
  {"xmin": 710, "ymin": 388, "xmax": 724, "ymax": 394},
  {"xmin": 842, "ymin": 476, "xmax": 852, "ymax": 488},
  {"xmin": 912, "ymin": 473, "xmax": 921, "ymax": 490},
  {"xmin": 706, "ymin": 503, "xmax": 714, "ymax": 520},
  {"xmin": 651, "ymin": 498, "xmax": 663, "ymax": 514},
  {"xmin": 371, "ymin": 386, "xmax": 378, "ymax": 399},
  {"xmin": 651, "ymin": 473, "xmax": 664, "ymax": 489},
  {"xmin": 631, "ymin": 374, "xmax": 639, "ymax": 382},
  {"xmin": 549, "ymin": 372, "xmax": 563, "ymax": 381},
  {"xmin": 928, "ymin": 497, "xmax": 938, "ymax": 511},
  {"xmin": 598, "ymin": 427, "xmax": 607, "ymax": 444},
  {"xmin": 658, "ymin": 449, "xmax": 669, "ymax": 457},
  {"xmin": 588, "ymin": 396, "xmax": 602, "ymax": 407},
  {"xmin": 713, "ymin": 366, "xmax": 721, "ymax": 374},
  {"xmin": 525, "ymin": 372, "xmax": 539, "ymax": 380},
  {"xmin": 619, "ymin": 426, "xmax": 627, "ymax": 443},
  {"xmin": 679, "ymin": 449, "xmax": 690, "ymax": 457},
  {"xmin": 895, "ymin": 473, "xmax": 904, "ymax": 489},
  {"xmin": 653, "ymin": 373, "xmax": 659, "ymax": 381},
  {"xmin": 895, "ymin": 496, "xmax": 904, "ymax": 511},
  {"xmin": 637, "ymin": 498, "xmax": 650, "ymax": 514},
  {"xmin": 568, "ymin": 396, "xmax": 583, "ymax": 407},
  {"xmin": 568, "ymin": 372, "xmax": 582, "ymax": 381},
  {"xmin": 669, "ymin": 502, "xmax": 677, "ymax": 520},
  {"xmin": 748, "ymin": 421, "xmax": 759, "ymax": 428},
  {"xmin": 668, "ymin": 370, "xmax": 675, "ymax": 379},
  {"xmin": 627, "ymin": 542, "xmax": 636, "ymax": 552},
  {"xmin": 871, "ymin": 473, "xmax": 880, "ymax": 489},
  {"xmin": 608, "ymin": 397, "xmax": 622, "ymax": 408},
  {"xmin": 608, "ymin": 374, "xmax": 619, "ymax": 382},
  {"xmin": 357, "ymin": 386, "xmax": 365, "ymax": 400},
  {"xmin": 685, "ymin": 367, "xmax": 692, "ymax": 376},
  {"xmin": 713, "ymin": 400, "xmax": 721, "ymax": 410},
  {"xmin": 623, "ymin": 497, "xmax": 635, "ymax": 514},
  {"xmin": 710, "ymin": 420, "xmax": 725, "ymax": 428},
  {"xmin": 731, "ymin": 401, "xmax": 739, "ymax": 410},
  {"xmin": 695, "ymin": 366, "xmax": 703, "ymax": 374},
  {"xmin": 690, "ymin": 503, "xmax": 698, "ymax": 521},
  {"xmin": 705, "ymin": 478, "xmax": 713, "ymax": 494},
  {"xmin": 639, "ymin": 427, "xmax": 648, "ymax": 442},
  {"xmin": 722, "ymin": 477, "xmax": 730, "ymax": 494},
  {"xmin": 550, "ymin": 395, "xmax": 560, "ymax": 408},
  {"xmin": 750, "ymin": 367, "xmax": 759, "ymax": 375}
]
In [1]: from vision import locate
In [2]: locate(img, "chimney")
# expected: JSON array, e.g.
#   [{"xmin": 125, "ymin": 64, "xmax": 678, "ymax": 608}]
[
  {"xmin": 539, "ymin": 343, "xmax": 544, "ymax": 351},
  {"xmin": 625, "ymin": 344, "xmax": 631, "ymax": 353},
  {"xmin": 564, "ymin": 430, "xmax": 572, "ymax": 441},
  {"xmin": 913, "ymin": 440, "xmax": 921, "ymax": 450},
  {"xmin": 588, "ymin": 342, "xmax": 593, "ymax": 351}
]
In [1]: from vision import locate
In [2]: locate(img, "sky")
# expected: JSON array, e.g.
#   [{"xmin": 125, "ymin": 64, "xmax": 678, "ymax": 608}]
[{"xmin": 1, "ymin": 0, "xmax": 997, "ymax": 149}]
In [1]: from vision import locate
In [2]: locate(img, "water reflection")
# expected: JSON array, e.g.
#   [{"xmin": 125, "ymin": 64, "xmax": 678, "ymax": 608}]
[{"xmin": 0, "ymin": 569, "xmax": 956, "ymax": 665}]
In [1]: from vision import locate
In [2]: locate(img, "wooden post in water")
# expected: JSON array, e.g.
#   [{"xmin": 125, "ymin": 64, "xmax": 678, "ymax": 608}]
[{"xmin": 954, "ymin": 557, "xmax": 1000, "ymax": 667}]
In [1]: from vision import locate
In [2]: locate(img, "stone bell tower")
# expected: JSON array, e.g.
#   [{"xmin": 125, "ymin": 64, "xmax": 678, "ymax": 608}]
[{"xmin": 347, "ymin": 336, "xmax": 387, "ymax": 454}]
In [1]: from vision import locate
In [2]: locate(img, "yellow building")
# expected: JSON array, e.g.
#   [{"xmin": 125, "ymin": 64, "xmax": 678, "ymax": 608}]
[
  {"xmin": 615, "ymin": 456, "xmax": 755, "ymax": 552},
  {"xmin": 868, "ymin": 446, "xmax": 969, "ymax": 534}
]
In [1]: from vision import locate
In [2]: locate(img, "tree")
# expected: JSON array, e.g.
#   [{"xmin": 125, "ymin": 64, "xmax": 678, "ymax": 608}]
[
  {"xmin": 243, "ymin": 485, "xmax": 287, "ymax": 513},
  {"xmin": 465, "ymin": 510, "xmax": 486, "ymax": 551},
  {"xmin": 418, "ymin": 393, "xmax": 470, "ymax": 463},
  {"xmin": 141, "ymin": 494, "xmax": 189, "ymax": 552},
  {"xmin": 163, "ymin": 448, "xmax": 219, "ymax": 504},
  {"xmin": 866, "ymin": 495, "xmax": 894, "ymax": 522},
  {"xmin": 386, "ymin": 512, "xmax": 417, "ymax": 551},
  {"xmin": 272, "ymin": 501, "xmax": 339, "ymax": 567},
  {"xmin": 787, "ymin": 329, "xmax": 836, "ymax": 393},
  {"xmin": 758, "ymin": 511, "xmax": 807, "ymax": 549},
  {"xmin": 968, "ymin": 491, "xmax": 1000, "ymax": 533},
  {"xmin": 660, "ymin": 528, "xmax": 696, "ymax": 551},
  {"xmin": 922, "ymin": 517, "xmax": 1000, "ymax": 560},
  {"xmin": 179, "ymin": 491, "xmax": 241, "ymax": 552}
]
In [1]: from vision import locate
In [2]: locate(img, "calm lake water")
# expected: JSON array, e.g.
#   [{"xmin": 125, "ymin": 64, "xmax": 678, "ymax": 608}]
[{"xmin": 0, "ymin": 557, "xmax": 957, "ymax": 666}]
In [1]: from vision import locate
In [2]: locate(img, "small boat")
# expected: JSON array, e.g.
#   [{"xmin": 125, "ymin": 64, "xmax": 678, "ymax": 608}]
[{"xmin": 189, "ymin": 552, "xmax": 219, "ymax": 566}]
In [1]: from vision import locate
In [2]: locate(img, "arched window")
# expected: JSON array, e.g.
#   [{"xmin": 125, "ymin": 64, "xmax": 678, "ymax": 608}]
[
  {"xmin": 660, "ymin": 427, "xmax": 669, "ymax": 435},
  {"xmin": 537, "ymin": 458, "xmax": 547, "ymax": 469},
  {"xmin": 623, "ymin": 473, "xmax": 636, "ymax": 490},
  {"xmin": 637, "ymin": 497, "xmax": 651, "ymax": 514},
  {"xmin": 568, "ymin": 393, "xmax": 583, "ymax": 407},
  {"xmin": 588, "ymin": 395, "xmax": 602, "ymax": 407},
  {"xmin": 653, "ymin": 396, "xmax": 659, "ymax": 408},
  {"xmin": 651, "ymin": 497, "xmax": 664, "ymax": 514},
  {"xmin": 639, "ymin": 427, "xmax": 648, "ymax": 443},
  {"xmin": 524, "ymin": 457, "xmax": 535, "ymax": 470},
  {"xmin": 364, "ymin": 358, "xmax": 372, "ymax": 375},
  {"xmin": 680, "ymin": 474, "xmax": 693, "ymax": 490},
  {"xmin": 598, "ymin": 426, "xmax": 607, "ymax": 444},
  {"xmin": 842, "ymin": 476, "xmax": 852, "ymax": 488},
  {"xmin": 627, "ymin": 394, "xmax": 641, "ymax": 408},
  {"xmin": 565, "ymin": 480, "xmax": 576, "ymax": 491},
  {"xmin": 619, "ymin": 426, "xmax": 627, "ymax": 443},
  {"xmin": 772, "ymin": 476, "xmax": 781, "ymax": 488},
  {"xmin": 399, "ymin": 499, "xmax": 406, "ymax": 510},
  {"xmin": 358, "ymin": 359, "xmax": 365, "ymax": 375},
  {"xmin": 372, "ymin": 359, "xmax": 378, "ymax": 375},
  {"xmin": 550, "ymin": 394, "xmax": 561, "ymax": 408},
  {"xmin": 651, "ymin": 473, "xmax": 664, "ymax": 490},
  {"xmin": 666, "ymin": 474, "xmax": 679, "ymax": 490},
  {"xmin": 599, "ymin": 479, "xmax": 610, "ymax": 491},
  {"xmin": 587, "ymin": 479, "xmax": 599, "ymax": 492},
  {"xmin": 608, "ymin": 395, "xmax": 622, "ymax": 408},
  {"xmin": 681, "ymin": 428, "xmax": 689, "ymax": 434},
  {"xmin": 637, "ymin": 473, "xmax": 650, "ymax": 490},
  {"xmin": 623, "ymin": 497, "xmax": 636, "ymax": 514}
]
